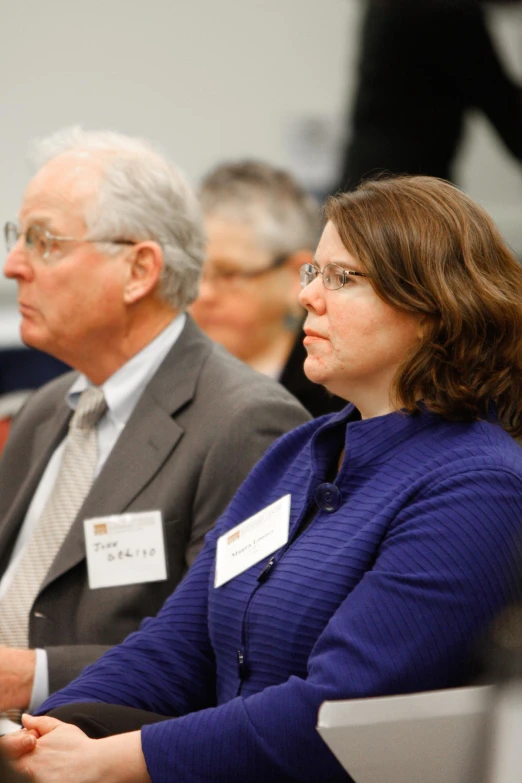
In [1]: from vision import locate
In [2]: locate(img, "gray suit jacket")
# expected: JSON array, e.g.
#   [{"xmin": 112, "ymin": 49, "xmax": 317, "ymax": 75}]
[{"xmin": 0, "ymin": 318, "xmax": 309, "ymax": 692}]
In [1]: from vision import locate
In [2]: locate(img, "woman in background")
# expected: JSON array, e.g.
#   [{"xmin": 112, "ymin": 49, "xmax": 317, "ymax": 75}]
[
  {"xmin": 190, "ymin": 160, "xmax": 345, "ymax": 416},
  {"xmin": 5, "ymin": 175, "xmax": 522, "ymax": 783}
]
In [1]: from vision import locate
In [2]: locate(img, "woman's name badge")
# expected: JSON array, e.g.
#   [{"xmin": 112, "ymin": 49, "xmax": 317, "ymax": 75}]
[
  {"xmin": 83, "ymin": 510, "xmax": 167, "ymax": 589},
  {"xmin": 214, "ymin": 494, "xmax": 291, "ymax": 588}
]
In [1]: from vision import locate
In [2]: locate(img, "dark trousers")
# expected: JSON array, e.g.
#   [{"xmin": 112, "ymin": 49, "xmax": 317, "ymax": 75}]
[{"xmin": 48, "ymin": 703, "xmax": 172, "ymax": 739}]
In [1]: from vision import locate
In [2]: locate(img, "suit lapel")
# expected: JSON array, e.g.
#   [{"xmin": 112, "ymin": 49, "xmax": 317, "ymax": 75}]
[{"xmin": 41, "ymin": 318, "xmax": 213, "ymax": 589}]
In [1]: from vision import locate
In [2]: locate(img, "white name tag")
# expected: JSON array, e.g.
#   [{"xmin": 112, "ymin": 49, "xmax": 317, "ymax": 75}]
[
  {"xmin": 214, "ymin": 494, "xmax": 291, "ymax": 588},
  {"xmin": 84, "ymin": 510, "xmax": 167, "ymax": 590}
]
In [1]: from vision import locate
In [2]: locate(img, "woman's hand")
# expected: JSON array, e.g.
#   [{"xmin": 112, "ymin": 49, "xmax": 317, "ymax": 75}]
[{"xmin": 2, "ymin": 714, "xmax": 151, "ymax": 783}]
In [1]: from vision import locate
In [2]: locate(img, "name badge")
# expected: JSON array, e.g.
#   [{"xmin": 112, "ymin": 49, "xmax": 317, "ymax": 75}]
[
  {"xmin": 84, "ymin": 510, "xmax": 167, "ymax": 590},
  {"xmin": 215, "ymin": 494, "xmax": 291, "ymax": 588}
]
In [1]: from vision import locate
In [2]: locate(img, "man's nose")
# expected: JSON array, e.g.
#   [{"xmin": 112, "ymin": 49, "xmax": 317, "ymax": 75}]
[{"xmin": 4, "ymin": 245, "xmax": 33, "ymax": 282}]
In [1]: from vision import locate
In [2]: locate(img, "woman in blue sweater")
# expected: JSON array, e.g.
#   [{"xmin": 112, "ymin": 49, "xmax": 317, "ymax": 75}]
[{"xmin": 5, "ymin": 175, "xmax": 522, "ymax": 782}]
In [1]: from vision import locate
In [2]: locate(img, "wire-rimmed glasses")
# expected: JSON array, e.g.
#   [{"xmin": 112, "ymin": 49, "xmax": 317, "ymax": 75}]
[
  {"xmin": 299, "ymin": 262, "xmax": 369, "ymax": 290},
  {"xmin": 4, "ymin": 221, "xmax": 136, "ymax": 262}
]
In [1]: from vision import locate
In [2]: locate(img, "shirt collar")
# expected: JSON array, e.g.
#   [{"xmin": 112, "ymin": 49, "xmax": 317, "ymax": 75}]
[{"xmin": 66, "ymin": 313, "xmax": 186, "ymax": 426}]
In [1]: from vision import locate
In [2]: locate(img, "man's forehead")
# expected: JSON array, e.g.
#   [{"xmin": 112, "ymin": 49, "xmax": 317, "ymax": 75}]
[
  {"xmin": 30, "ymin": 151, "xmax": 103, "ymax": 195},
  {"xmin": 20, "ymin": 152, "xmax": 103, "ymax": 223}
]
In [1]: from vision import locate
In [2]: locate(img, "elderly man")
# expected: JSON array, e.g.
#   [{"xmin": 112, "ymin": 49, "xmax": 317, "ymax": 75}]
[{"xmin": 0, "ymin": 128, "xmax": 308, "ymax": 716}]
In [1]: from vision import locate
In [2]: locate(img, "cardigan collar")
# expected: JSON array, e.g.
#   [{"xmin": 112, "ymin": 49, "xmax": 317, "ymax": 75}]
[{"xmin": 309, "ymin": 403, "xmax": 440, "ymax": 479}]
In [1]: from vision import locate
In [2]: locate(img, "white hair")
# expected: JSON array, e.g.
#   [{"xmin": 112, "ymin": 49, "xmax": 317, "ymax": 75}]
[
  {"xmin": 30, "ymin": 127, "xmax": 206, "ymax": 310},
  {"xmin": 199, "ymin": 160, "xmax": 321, "ymax": 258}
]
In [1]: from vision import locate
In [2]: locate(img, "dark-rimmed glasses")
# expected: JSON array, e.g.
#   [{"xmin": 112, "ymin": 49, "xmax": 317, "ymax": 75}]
[
  {"xmin": 4, "ymin": 221, "xmax": 136, "ymax": 262},
  {"xmin": 299, "ymin": 262, "xmax": 369, "ymax": 290},
  {"xmin": 201, "ymin": 254, "xmax": 287, "ymax": 289}
]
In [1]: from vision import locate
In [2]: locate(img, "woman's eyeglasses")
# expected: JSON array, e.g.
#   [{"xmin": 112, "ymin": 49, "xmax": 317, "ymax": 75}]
[{"xmin": 299, "ymin": 262, "xmax": 369, "ymax": 290}]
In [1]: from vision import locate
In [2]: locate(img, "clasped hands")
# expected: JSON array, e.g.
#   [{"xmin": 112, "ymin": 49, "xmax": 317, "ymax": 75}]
[
  {"xmin": 1, "ymin": 714, "xmax": 150, "ymax": 783},
  {"xmin": 1, "ymin": 714, "xmax": 97, "ymax": 782}
]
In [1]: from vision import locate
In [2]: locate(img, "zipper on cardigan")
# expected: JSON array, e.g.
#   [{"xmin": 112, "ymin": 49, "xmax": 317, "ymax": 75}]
[
  {"xmin": 236, "ymin": 503, "xmax": 320, "ymax": 696},
  {"xmin": 237, "ymin": 601, "xmax": 250, "ymax": 695},
  {"xmin": 237, "ymin": 553, "xmax": 278, "ymax": 694},
  {"xmin": 255, "ymin": 502, "xmax": 317, "ymax": 588},
  {"xmin": 237, "ymin": 649, "xmax": 245, "ymax": 679},
  {"xmin": 237, "ymin": 584, "xmax": 259, "ymax": 695},
  {"xmin": 257, "ymin": 555, "xmax": 275, "ymax": 583}
]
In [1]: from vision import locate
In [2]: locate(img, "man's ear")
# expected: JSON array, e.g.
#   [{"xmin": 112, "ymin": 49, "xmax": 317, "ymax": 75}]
[{"xmin": 123, "ymin": 242, "xmax": 164, "ymax": 305}]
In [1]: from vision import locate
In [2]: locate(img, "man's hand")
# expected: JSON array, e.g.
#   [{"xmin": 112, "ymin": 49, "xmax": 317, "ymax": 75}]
[
  {"xmin": 0, "ymin": 725, "xmax": 37, "ymax": 761},
  {"xmin": 0, "ymin": 648, "xmax": 35, "ymax": 711}
]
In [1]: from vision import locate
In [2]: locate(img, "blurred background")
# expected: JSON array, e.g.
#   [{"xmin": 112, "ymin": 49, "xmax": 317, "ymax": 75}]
[{"xmin": 1, "ymin": 0, "xmax": 521, "ymax": 347}]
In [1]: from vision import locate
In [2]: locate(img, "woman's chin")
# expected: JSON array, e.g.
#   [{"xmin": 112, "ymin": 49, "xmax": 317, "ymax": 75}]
[
  {"xmin": 303, "ymin": 356, "xmax": 331, "ymax": 388},
  {"xmin": 303, "ymin": 360, "xmax": 349, "ymax": 402}
]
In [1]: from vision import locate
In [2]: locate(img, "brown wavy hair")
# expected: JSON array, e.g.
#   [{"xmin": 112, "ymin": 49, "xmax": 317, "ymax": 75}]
[{"xmin": 325, "ymin": 175, "xmax": 522, "ymax": 436}]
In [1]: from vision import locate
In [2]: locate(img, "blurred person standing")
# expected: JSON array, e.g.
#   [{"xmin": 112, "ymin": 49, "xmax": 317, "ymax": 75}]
[
  {"xmin": 190, "ymin": 161, "xmax": 345, "ymax": 417},
  {"xmin": 0, "ymin": 128, "xmax": 309, "ymax": 717},
  {"xmin": 337, "ymin": 0, "xmax": 522, "ymax": 190}
]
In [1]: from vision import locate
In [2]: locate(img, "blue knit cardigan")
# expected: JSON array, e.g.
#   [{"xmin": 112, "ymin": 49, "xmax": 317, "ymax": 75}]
[{"xmin": 40, "ymin": 406, "xmax": 522, "ymax": 782}]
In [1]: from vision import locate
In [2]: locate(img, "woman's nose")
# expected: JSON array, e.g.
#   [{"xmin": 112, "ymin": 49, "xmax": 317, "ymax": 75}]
[{"xmin": 298, "ymin": 275, "xmax": 326, "ymax": 313}]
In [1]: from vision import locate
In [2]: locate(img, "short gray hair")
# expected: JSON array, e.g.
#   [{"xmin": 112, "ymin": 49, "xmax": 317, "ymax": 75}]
[
  {"xmin": 31, "ymin": 127, "xmax": 206, "ymax": 310},
  {"xmin": 199, "ymin": 160, "xmax": 320, "ymax": 258}
]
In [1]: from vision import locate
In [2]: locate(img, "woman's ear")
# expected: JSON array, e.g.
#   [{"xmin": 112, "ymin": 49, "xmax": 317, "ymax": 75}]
[
  {"xmin": 123, "ymin": 242, "xmax": 164, "ymax": 305},
  {"xmin": 416, "ymin": 314, "xmax": 433, "ymax": 340}
]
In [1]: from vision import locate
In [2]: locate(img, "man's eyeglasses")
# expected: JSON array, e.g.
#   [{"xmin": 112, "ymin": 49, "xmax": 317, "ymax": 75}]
[
  {"xmin": 299, "ymin": 262, "xmax": 369, "ymax": 290},
  {"xmin": 201, "ymin": 255, "xmax": 287, "ymax": 289},
  {"xmin": 4, "ymin": 221, "xmax": 136, "ymax": 262}
]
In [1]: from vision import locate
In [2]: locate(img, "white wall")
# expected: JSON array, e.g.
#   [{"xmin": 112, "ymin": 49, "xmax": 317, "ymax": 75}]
[
  {"xmin": 0, "ymin": 0, "xmax": 359, "ymax": 343},
  {"xmin": 0, "ymin": 0, "xmax": 358, "ymax": 218},
  {"xmin": 1, "ymin": 0, "xmax": 521, "ymax": 346}
]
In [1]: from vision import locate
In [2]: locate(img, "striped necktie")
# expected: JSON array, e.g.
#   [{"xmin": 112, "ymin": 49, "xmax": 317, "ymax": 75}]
[{"xmin": 0, "ymin": 385, "xmax": 107, "ymax": 649}]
